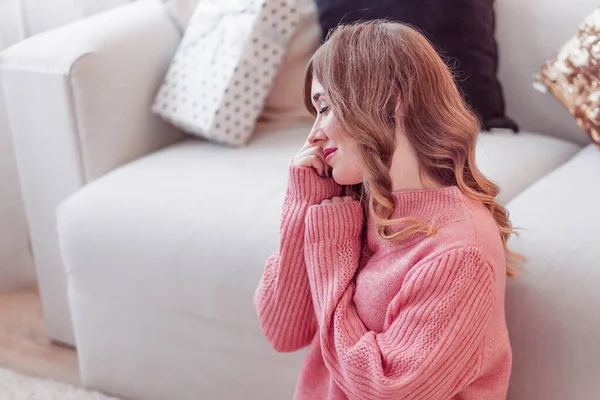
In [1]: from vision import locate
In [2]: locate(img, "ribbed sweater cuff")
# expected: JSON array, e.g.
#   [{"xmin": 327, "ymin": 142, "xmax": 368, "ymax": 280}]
[
  {"xmin": 287, "ymin": 163, "xmax": 342, "ymax": 204},
  {"xmin": 305, "ymin": 201, "xmax": 363, "ymax": 243}
]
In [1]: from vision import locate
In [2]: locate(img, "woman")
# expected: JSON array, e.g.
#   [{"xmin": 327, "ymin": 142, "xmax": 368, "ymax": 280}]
[{"xmin": 254, "ymin": 20, "xmax": 519, "ymax": 400}]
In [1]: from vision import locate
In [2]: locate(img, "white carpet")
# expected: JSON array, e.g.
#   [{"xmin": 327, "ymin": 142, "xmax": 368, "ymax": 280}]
[{"xmin": 0, "ymin": 368, "xmax": 120, "ymax": 400}]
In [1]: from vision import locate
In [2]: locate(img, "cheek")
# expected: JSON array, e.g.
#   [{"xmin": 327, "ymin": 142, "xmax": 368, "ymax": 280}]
[
  {"xmin": 335, "ymin": 144, "xmax": 363, "ymax": 183},
  {"xmin": 332, "ymin": 158, "xmax": 363, "ymax": 185},
  {"xmin": 323, "ymin": 115, "xmax": 343, "ymax": 141}
]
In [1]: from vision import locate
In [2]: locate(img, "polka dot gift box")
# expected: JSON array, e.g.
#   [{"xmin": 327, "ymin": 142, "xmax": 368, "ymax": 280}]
[{"xmin": 153, "ymin": 0, "xmax": 300, "ymax": 146}]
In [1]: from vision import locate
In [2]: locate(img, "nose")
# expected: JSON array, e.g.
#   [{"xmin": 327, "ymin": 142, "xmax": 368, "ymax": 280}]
[{"xmin": 307, "ymin": 127, "xmax": 327, "ymax": 147}]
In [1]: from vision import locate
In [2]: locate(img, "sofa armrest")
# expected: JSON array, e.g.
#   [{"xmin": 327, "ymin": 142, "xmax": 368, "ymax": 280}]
[
  {"xmin": 0, "ymin": 0, "xmax": 185, "ymax": 182},
  {"xmin": 0, "ymin": 0, "xmax": 185, "ymax": 345}
]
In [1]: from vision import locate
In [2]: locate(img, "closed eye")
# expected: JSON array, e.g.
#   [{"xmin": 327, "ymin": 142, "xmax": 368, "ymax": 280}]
[
  {"xmin": 318, "ymin": 100, "xmax": 330, "ymax": 115},
  {"xmin": 312, "ymin": 92, "xmax": 328, "ymax": 115}
]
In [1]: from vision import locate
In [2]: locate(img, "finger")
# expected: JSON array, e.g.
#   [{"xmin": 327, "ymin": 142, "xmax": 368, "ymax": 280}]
[
  {"xmin": 300, "ymin": 139, "xmax": 320, "ymax": 152},
  {"xmin": 308, "ymin": 146, "xmax": 327, "ymax": 167},
  {"xmin": 315, "ymin": 147, "xmax": 331, "ymax": 177},
  {"xmin": 321, "ymin": 199, "xmax": 332, "ymax": 205},
  {"xmin": 300, "ymin": 141, "xmax": 314, "ymax": 152},
  {"xmin": 322, "ymin": 159, "xmax": 331, "ymax": 178},
  {"xmin": 343, "ymin": 196, "xmax": 354, "ymax": 202},
  {"xmin": 321, "ymin": 149, "xmax": 331, "ymax": 177},
  {"xmin": 316, "ymin": 163, "xmax": 324, "ymax": 177},
  {"xmin": 310, "ymin": 154, "xmax": 325, "ymax": 176},
  {"xmin": 312, "ymin": 157, "xmax": 327, "ymax": 178},
  {"xmin": 310, "ymin": 156, "xmax": 325, "ymax": 176},
  {"xmin": 294, "ymin": 154, "xmax": 325, "ymax": 176},
  {"xmin": 331, "ymin": 197, "xmax": 343, "ymax": 204}
]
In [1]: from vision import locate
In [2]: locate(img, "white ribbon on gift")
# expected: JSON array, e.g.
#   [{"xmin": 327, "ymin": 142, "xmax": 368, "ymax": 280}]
[{"xmin": 181, "ymin": 0, "xmax": 264, "ymax": 52}]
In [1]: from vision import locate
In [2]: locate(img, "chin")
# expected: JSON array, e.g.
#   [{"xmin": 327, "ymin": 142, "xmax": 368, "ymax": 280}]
[{"xmin": 331, "ymin": 169, "xmax": 362, "ymax": 186}]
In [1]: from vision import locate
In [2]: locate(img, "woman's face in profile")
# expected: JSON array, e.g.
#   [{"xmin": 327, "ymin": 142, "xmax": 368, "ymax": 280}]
[{"xmin": 307, "ymin": 79, "xmax": 363, "ymax": 186}]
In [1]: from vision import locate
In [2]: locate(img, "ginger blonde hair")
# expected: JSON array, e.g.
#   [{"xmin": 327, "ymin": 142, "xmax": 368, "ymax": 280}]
[{"xmin": 303, "ymin": 21, "xmax": 522, "ymax": 277}]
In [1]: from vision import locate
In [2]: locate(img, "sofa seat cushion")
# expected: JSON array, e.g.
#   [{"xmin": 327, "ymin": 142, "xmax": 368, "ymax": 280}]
[
  {"xmin": 504, "ymin": 144, "xmax": 600, "ymax": 400},
  {"xmin": 61, "ymin": 130, "xmax": 311, "ymax": 315},
  {"xmin": 57, "ymin": 128, "xmax": 312, "ymax": 400},
  {"xmin": 57, "ymin": 127, "xmax": 579, "ymax": 398}
]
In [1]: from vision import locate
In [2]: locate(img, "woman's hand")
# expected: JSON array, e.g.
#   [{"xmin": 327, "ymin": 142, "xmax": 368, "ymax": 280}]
[
  {"xmin": 293, "ymin": 142, "xmax": 330, "ymax": 177},
  {"xmin": 321, "ymin": 196, "xmax": 354, "ymax": 205}
]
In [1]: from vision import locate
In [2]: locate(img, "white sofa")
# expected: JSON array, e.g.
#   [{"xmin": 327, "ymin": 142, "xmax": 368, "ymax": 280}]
[
  {"xmin": 0, "ymin": 0, "xmax": 136, "ymax": 291},
  {"xmin": 0, "ymin": 0, "xmax": 182, "ymax": 344},
  {"xmin": 1, "ymin": 1, "xmax": 33, "ymax": 289},
  {"xmin": 0, "ymin": 0, "xmax": 138, "ymax": 329},
  {"xmin": 2, "ymin": 0, "xmax": 600, "ymax": 399}
]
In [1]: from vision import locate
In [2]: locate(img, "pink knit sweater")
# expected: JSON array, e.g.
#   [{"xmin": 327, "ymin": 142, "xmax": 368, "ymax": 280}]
[{"xmin": 254, "ymin": 163, "xmax": 512, "ymax": 400}]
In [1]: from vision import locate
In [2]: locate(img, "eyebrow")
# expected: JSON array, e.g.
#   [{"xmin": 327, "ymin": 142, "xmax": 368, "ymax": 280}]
[{"xmin": 312, "ymin": 92, "xmax": 324, "ymax": 104}]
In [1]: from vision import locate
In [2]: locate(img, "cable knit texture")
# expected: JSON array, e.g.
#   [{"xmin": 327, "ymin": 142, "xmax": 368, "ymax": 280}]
[{"xmin": 254, "ymin": 163, "xmax": 512, "ymax": 400}]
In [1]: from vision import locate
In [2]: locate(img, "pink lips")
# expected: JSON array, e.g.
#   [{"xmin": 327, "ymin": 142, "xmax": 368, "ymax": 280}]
[{"xmin": 324, "ymin": 148, "xmax": 338, "ymax": 164}]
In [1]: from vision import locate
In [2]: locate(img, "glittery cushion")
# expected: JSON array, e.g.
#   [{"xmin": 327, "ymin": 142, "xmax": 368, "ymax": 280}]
[{"xmin": 536, "ymin": 8, "xmax": 600, "ymax": 148}]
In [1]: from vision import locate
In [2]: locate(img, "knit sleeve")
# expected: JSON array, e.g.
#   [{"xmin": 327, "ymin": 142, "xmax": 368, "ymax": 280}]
[
  {"xmin": 253, "ymin": 161, "xmax": 342, "ymax": 352},
  {"xmin": 304, "ymin": 204, "xmax": 495, "ymax": 399}
]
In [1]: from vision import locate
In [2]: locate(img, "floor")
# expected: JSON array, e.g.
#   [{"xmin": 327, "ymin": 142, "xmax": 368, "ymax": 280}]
[{"xmin": 0, "ymin": 286, "xmax": 79, "ymax": 386}]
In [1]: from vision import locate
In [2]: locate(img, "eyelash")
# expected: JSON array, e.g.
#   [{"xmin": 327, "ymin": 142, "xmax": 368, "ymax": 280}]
[{"xmin": 318, "ymin": 102, "xmax": 329, "ymax": 115}]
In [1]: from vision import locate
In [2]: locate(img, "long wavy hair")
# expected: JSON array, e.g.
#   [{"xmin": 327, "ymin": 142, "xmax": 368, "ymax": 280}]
[{"xmin": 303, "ymin": 21, "xmax": 522, "ymax": 277}]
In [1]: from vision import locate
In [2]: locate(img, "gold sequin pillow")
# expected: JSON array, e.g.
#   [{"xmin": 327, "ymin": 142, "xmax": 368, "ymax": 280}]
[{"xmin": 536, "ymin": 8, "xmax": 600, "ymax": 147}]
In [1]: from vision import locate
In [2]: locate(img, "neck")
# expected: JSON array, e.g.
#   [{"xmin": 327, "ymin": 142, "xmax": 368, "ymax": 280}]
[
  {"xmin": 366, "ymin": 185, "xmax": 465, "ymax": 254},
  {"xmin": 389, "ymin": 133, "xmax": 441, "ymax": 192}
]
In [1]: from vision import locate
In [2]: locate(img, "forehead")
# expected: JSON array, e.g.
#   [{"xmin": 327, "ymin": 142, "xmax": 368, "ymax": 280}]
[{"xmin": 311, "ymin": 78, "xmax": 324, "ymax": 97}]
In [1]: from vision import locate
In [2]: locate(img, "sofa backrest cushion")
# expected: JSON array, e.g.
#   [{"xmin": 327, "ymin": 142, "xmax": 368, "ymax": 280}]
[
  {"xmin": 162, "ymin": 0, "xmax": 599, "ymax": 145},
  {"xmin": 313, "ymin": 0, "xmax": 519, "ymax": 133},
  {"xmin": 495, "ymin": 0, "xmax": 597, "ymax": 145}
]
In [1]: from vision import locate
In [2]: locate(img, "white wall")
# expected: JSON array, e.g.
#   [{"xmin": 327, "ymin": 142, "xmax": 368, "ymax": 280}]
[{"xmin": 0, "ymin": 0, "xmax": 134, "ymax": 289}]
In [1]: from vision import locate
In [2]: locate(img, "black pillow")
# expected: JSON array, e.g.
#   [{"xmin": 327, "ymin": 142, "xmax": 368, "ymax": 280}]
[{"xmin": 314, "ymin": 0, "xmax": 518, "ymax": 132}]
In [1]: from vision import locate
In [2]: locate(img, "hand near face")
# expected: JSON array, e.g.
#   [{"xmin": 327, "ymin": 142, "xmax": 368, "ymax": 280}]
[
  {"xmin": 321, "ymin": 196, "xmax": 354, "ymax": 205},
  {"xmin": 293, "ymin": 140, "xmax": 331, "ymax": 177}
]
